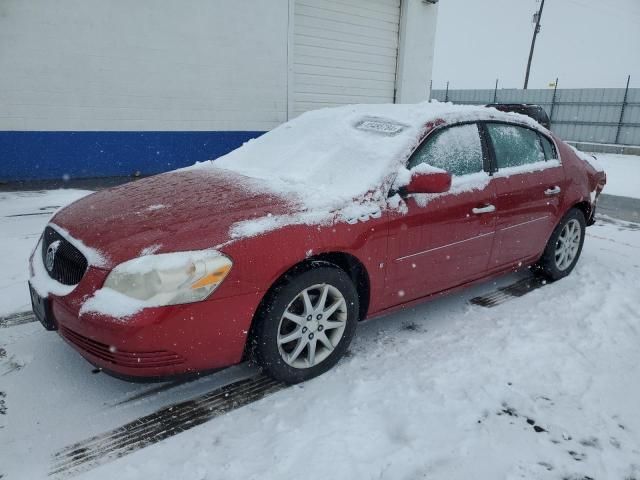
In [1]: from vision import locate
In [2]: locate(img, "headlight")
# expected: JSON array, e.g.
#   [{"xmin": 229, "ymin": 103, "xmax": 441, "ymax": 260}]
[{"xmin": 104, "ymin": 250, "xmax": 232, "ymax": 306}]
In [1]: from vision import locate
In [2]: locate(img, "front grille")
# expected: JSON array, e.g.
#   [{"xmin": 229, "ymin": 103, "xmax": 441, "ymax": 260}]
[
  {"xmin": 41, "ymin": 226, "xmax": 88, "ymax": 285},
  {"xmin": 60, "ymin": 326, "xmax": 185, "ymax": 368}
]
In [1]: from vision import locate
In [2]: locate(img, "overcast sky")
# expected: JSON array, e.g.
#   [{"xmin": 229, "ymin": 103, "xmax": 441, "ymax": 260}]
[{"xmin": 432, "ymin": 0, "xmax": 640, "ymax": 90}]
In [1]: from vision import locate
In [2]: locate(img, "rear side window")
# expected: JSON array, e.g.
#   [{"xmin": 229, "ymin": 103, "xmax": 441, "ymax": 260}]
[
  {"xmin": 486, "ymin": 123, "xmax": 545, "ymax": 168},
  {"xmin": 408, "ymin": 123, "xmax": 483, "ymax": 176},
  {"xmin": 539, "ymin": 134, "xmax": 557, "ymax": 160}
]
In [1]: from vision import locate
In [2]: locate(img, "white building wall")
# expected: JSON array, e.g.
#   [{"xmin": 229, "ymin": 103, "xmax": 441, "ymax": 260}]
[
  {"xmin": 396, "ymin": 0, "xmax": 439, "ymax": 103},
  {"xmin": 0, "ymin": 0, "xmax": 289, "ymax": 132},
  {"xmin": 0, "ymin": 0, "xmax": 438, "ymax": 180}
]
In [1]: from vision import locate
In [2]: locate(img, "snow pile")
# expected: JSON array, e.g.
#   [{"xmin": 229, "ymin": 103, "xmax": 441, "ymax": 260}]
[
  {"xmin": 139, "ymin": 244, "xmax": 162, "ymax": 256},
  {"xmin": 192, "ymin": 102, "xmax": 544, "ymax": 238},
  {"xmin": 79, "ymin": 288, "xmax": 149, "ymax": 319},
  {"xmin": 570, "ymin": 145, "xmax": 604, "ymax": 172},
  {"xmin": 591, "ymin": 153, "xmax": 639, "ymax": 199},
  {"xmin": 145, "ymin": 204, "xmax": 166, "ymax": 211},
  {"xmin": 393, "ymin": 161, "xmax": 448, "ymax": 190},
  {"xmin": 48, "ymin": 223, "xmax": 108, "ymax": 268},
  {"xmin": 496, "ymin": 159, "xmax": 561, "ymax": 177},
  {"xmin": 229, "ymin": 210, "xmax": 330, "ymax": 239}
]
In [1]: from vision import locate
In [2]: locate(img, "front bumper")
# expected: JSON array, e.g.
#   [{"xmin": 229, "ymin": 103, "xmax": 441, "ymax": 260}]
[
  {"xmin": 50, "ymin": 290, "xmax": 262, "ymax": 379},
  {"xmin": 30, "ymin": 238, "xmax": 264, "ymax": 379}
]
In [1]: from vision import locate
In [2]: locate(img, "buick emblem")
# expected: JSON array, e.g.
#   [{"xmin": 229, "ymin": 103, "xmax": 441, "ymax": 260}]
[{"xmin": 45, "ymin": 240, "xmax": 61, "ymax": 272}]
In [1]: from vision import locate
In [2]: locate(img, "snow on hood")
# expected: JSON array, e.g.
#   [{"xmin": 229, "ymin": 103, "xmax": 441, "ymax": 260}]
[
  {"xmin": 188, "ymin": 101, "xmax": 546, "ymax": 237},
  {"xmin": 50, "ymin": 169, "xmax": 293, "ymax": 267}
]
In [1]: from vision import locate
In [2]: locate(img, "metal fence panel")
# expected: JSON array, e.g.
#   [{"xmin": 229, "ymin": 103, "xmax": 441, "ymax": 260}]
[{"xmin": 431, "ymin": 87, "xmax": 640, "ymax": 146}]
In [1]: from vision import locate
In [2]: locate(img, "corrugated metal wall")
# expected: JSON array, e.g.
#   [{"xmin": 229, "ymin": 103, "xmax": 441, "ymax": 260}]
[{"xmin": 431, "ymin": 88, "xmax": 640, "ymax": 146}]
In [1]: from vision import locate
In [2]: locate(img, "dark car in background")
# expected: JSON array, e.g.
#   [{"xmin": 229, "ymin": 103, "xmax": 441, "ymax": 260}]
[{"xmin": 487, "ymin": 104, "xmax": 551, "ymax": 129}]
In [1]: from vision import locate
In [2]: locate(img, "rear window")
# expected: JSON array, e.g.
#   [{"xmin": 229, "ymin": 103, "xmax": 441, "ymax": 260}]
[{"xmin": 486, "ymin": 123, "xmax": 545, "ymax": 169}]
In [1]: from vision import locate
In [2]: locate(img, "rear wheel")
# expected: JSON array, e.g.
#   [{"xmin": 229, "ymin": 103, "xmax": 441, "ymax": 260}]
[
  {"xmin": 536, "ymin": 208, "xmax": 586, "ymax": 281},
  {"xmin": 251, "ymin": 263, "xmax": 359, "ymax": 384}
]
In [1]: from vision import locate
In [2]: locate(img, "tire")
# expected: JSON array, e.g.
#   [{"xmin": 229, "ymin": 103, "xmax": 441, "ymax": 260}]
[
  {"xmin": 251, "ymin": 262, "xmax": 359, "ymax": 384},
  {"xmin": 536, "ymin": 208, "xmax": 586, "ymax": 281}
]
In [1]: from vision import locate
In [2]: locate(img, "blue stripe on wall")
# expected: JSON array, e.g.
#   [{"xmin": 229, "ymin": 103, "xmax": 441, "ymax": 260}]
[{"xmin": 0, "ymin": 131, "xmax": 265, "ymax": 181}]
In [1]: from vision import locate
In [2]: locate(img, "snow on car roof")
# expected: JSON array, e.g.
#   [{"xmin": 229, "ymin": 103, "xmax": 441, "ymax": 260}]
[
  {"xmin": 189, "ymin": 101, "xmax": 545, "ymax": 237},
  {"xmin": 209, "ymin": 102, "xmax": 541, "ymax": 206}
]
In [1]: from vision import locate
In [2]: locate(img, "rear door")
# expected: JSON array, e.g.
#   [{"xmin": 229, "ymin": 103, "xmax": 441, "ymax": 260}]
[
  {"xmin": 386, "ymin": 123, "xmax": 497, "ymax": 305},
  {"xmin": 483, "ymin": 122, "xmax": 566, "ymax": 270}
]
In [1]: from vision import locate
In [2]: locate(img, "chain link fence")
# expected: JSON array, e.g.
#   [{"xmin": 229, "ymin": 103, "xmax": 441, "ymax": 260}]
[{"xmin": 431, "ymin": 86, "xmax": 640, "ymax": 146}]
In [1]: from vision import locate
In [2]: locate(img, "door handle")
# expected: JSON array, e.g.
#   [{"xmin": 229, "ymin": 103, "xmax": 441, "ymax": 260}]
[
  {"xmin": 545, "ymin": 186, "xmax": 561, "ymax": 196},
  {"xmin": 472, "ymin": 204, "xmax": 496, "ymax": 214}
]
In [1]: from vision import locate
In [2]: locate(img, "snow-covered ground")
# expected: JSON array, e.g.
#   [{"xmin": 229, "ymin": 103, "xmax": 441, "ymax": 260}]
[
  {"xmin": 594, "ymin": 153, "xmax": 640, "ymax": 199},
  {"xmin": 1, "ymin": 187, "xmax": 640, "ymax": 480}
]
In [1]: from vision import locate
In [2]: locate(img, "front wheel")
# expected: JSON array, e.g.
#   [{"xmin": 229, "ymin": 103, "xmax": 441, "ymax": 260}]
[
  {"xmin": 251, "ymin": 263, "xmax": 359, "ymax": 384},
  {"xmin": 536, "ymin": 208, "xmax": 586, "ymax": 281}
]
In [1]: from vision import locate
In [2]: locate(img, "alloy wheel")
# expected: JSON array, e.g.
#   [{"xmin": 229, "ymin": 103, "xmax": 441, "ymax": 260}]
[
  {"xmin": 277, "ymin": 283, "xmax": 347, "ymax": 369},
  {"xmin": 554, "ymin": 218, "xmax": 582, "ymax": 271}
]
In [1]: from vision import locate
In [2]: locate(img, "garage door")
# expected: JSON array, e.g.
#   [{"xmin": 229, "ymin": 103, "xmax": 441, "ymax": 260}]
[{"xmin": 292, "ymin": 0, "xmax": 401, "ymax": 117}]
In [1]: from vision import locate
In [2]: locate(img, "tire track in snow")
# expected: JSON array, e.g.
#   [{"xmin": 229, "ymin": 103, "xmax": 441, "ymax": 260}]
[
  {"xmin": 0, "ymin": 311, "xmax": 36, "ymax": 329},
  {"xmin": 49, "ymin": 374, "xmax": 284, "ymax": 478}
]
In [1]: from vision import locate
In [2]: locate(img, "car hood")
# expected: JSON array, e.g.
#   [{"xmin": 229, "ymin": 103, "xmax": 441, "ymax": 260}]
[{"xmin": 51, "ymin": 168, "xmax": 293, "ymax": 268}]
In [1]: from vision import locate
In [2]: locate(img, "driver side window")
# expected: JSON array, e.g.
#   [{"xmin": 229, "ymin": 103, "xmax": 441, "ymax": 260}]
[{"xmin": 407, "ymin": 123, "xmax": 484, "ymax": 176}]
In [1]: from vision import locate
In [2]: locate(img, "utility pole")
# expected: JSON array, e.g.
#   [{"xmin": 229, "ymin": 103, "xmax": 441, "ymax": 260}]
[
  {"xmin": 614, "ymin": 75, "xmax": 631, "ymax": 144},
  {"xmin": 524, "ymin": 0, "xmax": 546, "ymax": 89}
]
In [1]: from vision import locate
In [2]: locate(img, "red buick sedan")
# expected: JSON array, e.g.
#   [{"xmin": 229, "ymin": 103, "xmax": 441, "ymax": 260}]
[{"xmin": 28, "ymin": 103, "xmax": 606, "ymax": 383}]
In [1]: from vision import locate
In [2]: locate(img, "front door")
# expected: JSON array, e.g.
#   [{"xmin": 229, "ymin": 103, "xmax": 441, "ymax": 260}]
[{"xmin": 386, "ymin": 123, "xmax": 497, "ymax": 305}]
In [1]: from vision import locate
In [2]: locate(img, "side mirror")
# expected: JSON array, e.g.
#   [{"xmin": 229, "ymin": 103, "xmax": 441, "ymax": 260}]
[{"xmin": 405, "ymin": 170, "xmax": 451, "ymax": 194}]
